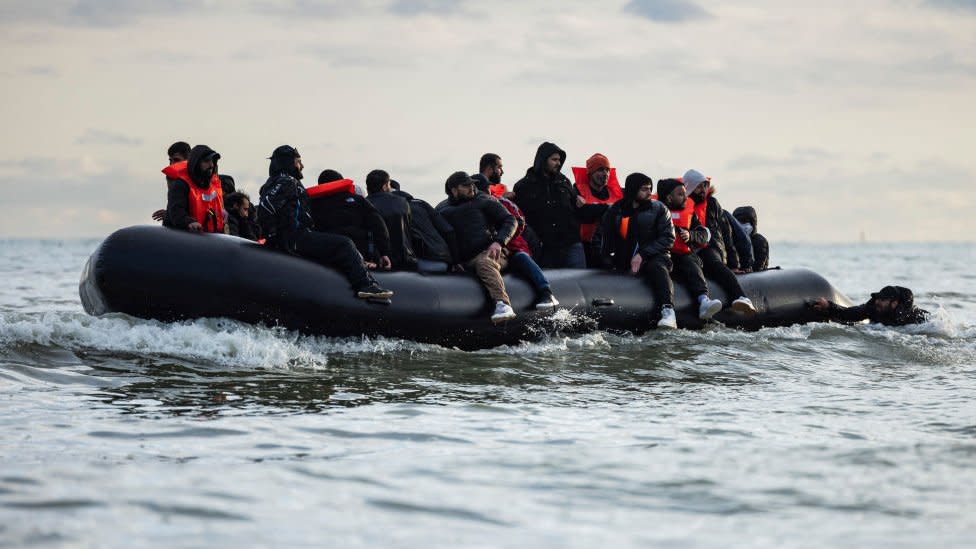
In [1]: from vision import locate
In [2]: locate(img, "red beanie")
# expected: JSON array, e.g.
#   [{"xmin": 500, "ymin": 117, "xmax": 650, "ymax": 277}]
[{"xmin": 586, "ymin": 153, "xmax": 611, "ymax": 174}]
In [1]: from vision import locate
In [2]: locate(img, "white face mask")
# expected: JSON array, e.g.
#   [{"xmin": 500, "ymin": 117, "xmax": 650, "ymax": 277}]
[{"xmin": 740, "ymin": 223, "xmax": 753, "ymax": 234}]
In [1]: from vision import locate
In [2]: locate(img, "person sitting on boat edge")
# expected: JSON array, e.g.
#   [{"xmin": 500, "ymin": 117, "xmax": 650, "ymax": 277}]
[
  {"xmin": 808, "ymin": 286, "xmax": 929, "ymax": 326},
  {"xmin": 308, "ymin": 169, "xmax": 392, "ymax": 271},
  {"xmin": 162, "ymin": 144, "xmax": 225, "ymax": 234},
  {"xmin": 224, "ymin": 191, "xmax": 259, "ymax": 241},
  {"xmin": 153, "ymin": 141, "xmax": 191, "ymax": 224},
  {"xmin": 733, "ymin": 205, "xmax": 769, "ymax": 271},
  {"xmin": 257, "ymin": 145, "xmax": 392, "ymax": 300},
  {"xmin": 479, "ymin": 152, "xmax": 513, "ymax": 199},
  {"xmin": 472, "ymin": 171, "xmax": 559, "ymax": 310},
  {"xmin": 572, "ymin": 153, "xmax": 622, "ymax": 268},
  {"xmin": 591, "ymin": 173, "xmax": 678, "ymax": 329},
  {"xmin": 366, "ymin": 170, "xmax": 419, "ymax": 271},
  {"xmin": 683, "ymin": 170, "xmax": 757, "ymax": 315},
  {"xmin": 436, "ymin": 171, "xmax": 519, "ymax": 323},
  {"xmin": 391, "ymin": 182, "xmax": 460, "ymax": 274}
]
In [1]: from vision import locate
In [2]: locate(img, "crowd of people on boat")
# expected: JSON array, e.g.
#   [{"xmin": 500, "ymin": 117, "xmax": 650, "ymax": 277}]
[{"xmin": 156, "ymin": 140, "xmax": 926, "ymax": 328}]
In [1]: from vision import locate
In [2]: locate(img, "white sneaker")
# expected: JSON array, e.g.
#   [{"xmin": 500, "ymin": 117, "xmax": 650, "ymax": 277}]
[
  {"xmin": 698, "ymin": 297, "xmax": 723, "ymax": 320},
  {"xmin": 658, "ymin": 306, "xmax": 677, "ymax": 329},
  {"xmin": 731, "ymin": 296, "xmax": 757, "ymax": 315},
  {"xmin": 491, "ymin": 301, "xmax": 516, "ymax": 323},
  {"xmin": 535, "ymin": 289, "xmax": 559, "ymax": 310}
]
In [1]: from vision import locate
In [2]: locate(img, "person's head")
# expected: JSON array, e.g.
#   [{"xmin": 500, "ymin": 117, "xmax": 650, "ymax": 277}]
[
  {"xmin": 317, "ymin": 169, "xmax": 343, "ymax": 184},
  {"xmin": 167, "ymin": 141, "xmax": 191, "ymax": 165},
  {"xmin": 219, "ymin": 174, "xmax": 236, "ymax": 195},
  {"xmin": 657, "ymin": 178, "xmax": 686, "ymax": 210},
  {"xmin": 624, "ymin": 173, "xmax": 654, "ymax": 204},
  {"xmin": 389, "ymin": 180, "xmax": 401, "ymax": 191},
  {"xmin": 871, "ymin": 286, "xmax": 913, "ymax": 315},
  {"xmin": 732, "ymin": 206, "xmax": 758, "ymax": 234},
  {"xmin": 480, "ymin": 153, "xmax": 503, "ymax": 184},
  {"xmin": 224, "ymin": 191, "xmax": 251, "ymax": 217},
  {"xmin": 187, "ymin": 145, "xmax": 220, "ymax": 187},
  {"xmin": 446, "ymin": 171, "xmax": 477, "ymax": 200},
  {"xmin": 533, "ymin": 142, "xmax": 566, "ymax": 177},
  {"xmin": 365, "ymin": 169, "xmax": 391, "ymax": 195},
  {"xmin": 586, "ymin": 153, "xmax": 611, "ymax": 190},
  {"xmin": 683, "ymin": 169, "xmax": 709, "ymax": 203},
  {"xmin": 268, "ymin": 145, "xmax": 303, "ymax": 180}
]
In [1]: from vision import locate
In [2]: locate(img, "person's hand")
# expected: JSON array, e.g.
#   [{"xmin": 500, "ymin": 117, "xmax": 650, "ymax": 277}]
[
  {"xmin": 450, "ymin": 264, "xmax": 465, "ymax": 273},
  {"xmin": 364, "ymin": 260, "xmax": 378, "ymax": 270},
  {"xmin": 630, "ymin": 253, "xmax": 643, "ymax": 274},
  {"xmin": 487, "ymin": 242, "xmax": 503, "ymax": 261},
  {"xmin": 151, "ymin": 209, "xmax": 166, "ymax": 222},
  {"xmin": 809, "ymin": 297, "xmax": 828, "ymax": 310},
  {"xmin": 187, "ymin": 222, "xmax": 202, "ymax": 233},
  {"xmin": 677, "ymin": 228, "xmax": 690, "ymax": 242},
  {"xmin": 576, "ymin": 195, "xmax": 586, "ymax": 208},
  {"xmin": 379, "ymin": 256, "xmax": 392, "ymax": 270}
]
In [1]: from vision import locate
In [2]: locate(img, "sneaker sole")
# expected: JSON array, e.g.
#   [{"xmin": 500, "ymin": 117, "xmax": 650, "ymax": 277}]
[
  {"xmin": 491, "ymin": 313, "xmax": 517, "ymax": 323},
  {"xmin": 357, "ymin": 291, "xmax": 394, "ymax": 300},
  {"xmin": 731, "ymin": 301, "xmax": 757, "ymax": 315},
  {"xmin": 535, "ymin": 302, "xmax": 559, "ymax": 310},
  {"xmin": 699, "ymin": 301, "xmax": 722, "ymax": 320},
  {"xmin": 657, "ymin": 321, "xmax": 678, "ymax": 330}
]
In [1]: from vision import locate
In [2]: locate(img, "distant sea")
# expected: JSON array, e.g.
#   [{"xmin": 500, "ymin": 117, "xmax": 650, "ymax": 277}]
[{"xmin": 1, "ymin": 237, "xmax": 974, "ymax": 547}]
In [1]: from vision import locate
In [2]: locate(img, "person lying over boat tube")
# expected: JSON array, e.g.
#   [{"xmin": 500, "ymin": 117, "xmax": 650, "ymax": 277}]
[
  {"xmin": 162, "ymin": 144, "xmax": 225, "ymax": 234},
  {"xmin": 257, "ymin": 145, "xmax": 393, "ymax": 301},
  {"xmin": 436, "ymin": 171, "xmax": 519, "ymax": 323},
  {"xmin": 808, "ymin": 286, "xmax": 929, "ymax": 326},
  {"xmin": 591, "ymin": 173, "xmax": 678, "ymax": 329}
]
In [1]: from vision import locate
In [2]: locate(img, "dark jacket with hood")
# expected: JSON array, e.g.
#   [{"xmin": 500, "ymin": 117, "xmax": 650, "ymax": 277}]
[
  {"xmin": 733, "ymin": 206, "xmax": 769, "ymax": 271},
  {"xmin": 814, "ymin": 286, "xmax": 929, "ymax": 326},
  {"xmin": 227, "ymin": 210, "xmax": 260, "ymax": 241},
  {"xmin": 512, "ymin": 142, "xmax": 604, "ymax": 251},
  {"xmin": 394, "ymin": 190, "xmax": 459, "ymax": 264},
  {"xmin": 165, "ymin": 145, "xmax": 221, "ymax": 231},
  {"xmin": 693, "ymin": 189, "xmax": 738, "ymax": 267},
  {"xmin": 592, "ymin": 174, "xmax": 675, "ymax": 272},
  {"xmin": 436, "ymin": 192, "xmax": 517, "ymax": 263},
  {"xmin": 367, "ymin": 191, "xmax": 418, "ymax": 270},
  {"xmin": 724, "ymin": 210, "xmax": 755, "ymax": 271},
  {"xmin": 309, "ymin": 190, "xmax": 391, "ymax": 261},
  {"xmin": 257, "ymin": 146, "xmax": 314, "ymax": 251}
]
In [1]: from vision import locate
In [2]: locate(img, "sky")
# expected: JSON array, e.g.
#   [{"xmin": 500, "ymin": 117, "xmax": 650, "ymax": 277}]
[{"xmin": 1, "ymin": 0, "xmax": 974, "ymax": 241}]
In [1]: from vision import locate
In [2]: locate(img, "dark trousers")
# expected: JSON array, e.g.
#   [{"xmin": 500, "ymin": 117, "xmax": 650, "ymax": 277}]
[
  {"xmin": 698, "ymin": 247, "xmax": 745, "ymax": 300},
  {"xmin": 639, "ymin": 254, "xmax": 674, "ymax": 308},
  {"xmin": 508, "ymin": 251, "xmax": 550, "ymax": 292},
  {"xmin": 671, "ymin": 252, "xmax": 708, "ymax": 298},
  {"xmin": 294, "ymin": 231, "xmax": 372, "ymax": 290},
  {"xmin": 537, "ymin": 241, "xmax": 586, "ymax": 269}
]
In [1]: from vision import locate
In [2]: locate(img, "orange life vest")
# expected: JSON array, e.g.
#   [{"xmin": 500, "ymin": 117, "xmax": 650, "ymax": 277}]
[
  {"xmin": 572, "ymin": 166, "xmax": 623, "ymax": 242},
  {"xmin": 669, "ymin": 198, "xmax": 697, "ymax": 255},
  {"xmin": 618, "ymin": 215, "xmax": 631, "ymax": 240},
  {"xmin": 161, "ymin": 160, "xmax": 224, "ymax": 233},
  {"xmin": 306, "ymin": 178, "xmax": 355, "ymax": 199},
  {"xmin": 489, "ymin": 183, "xmax": 507, "ymax": 198}
]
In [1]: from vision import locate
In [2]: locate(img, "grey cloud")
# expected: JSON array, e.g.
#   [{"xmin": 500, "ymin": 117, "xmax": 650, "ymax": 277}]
[
  {"xmin": 0, "ymin": 0, "xmax": 205, "ymax": 27},
  {"xmin": 726, "ymin": 148, "xmax": 840, "ymax": 171},
  {"xmin": 924, "ymin": 0, "xmax": 976, "ymax": 13},
  {"xmin": 622, "ymin": 0, "xmax": 711, "ymax": 23},
  {"xmin": 388, "ymin": 0, "xmax": 465, "ymax": 17},
  {"xmin": 20, "ymin": 66, "xmax": 59, "ymax": 77},
  {"xmin": 76, "ymin": 129, "xmax": 144, "ymax": 147}
]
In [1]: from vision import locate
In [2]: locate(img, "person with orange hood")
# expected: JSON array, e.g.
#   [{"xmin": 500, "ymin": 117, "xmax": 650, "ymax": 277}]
[{"xmin": 572, "ymin": 153, "xmax": 622, "ymax": 267}]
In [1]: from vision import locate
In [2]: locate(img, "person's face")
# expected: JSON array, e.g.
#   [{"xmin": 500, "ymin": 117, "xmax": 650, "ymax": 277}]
[
  {"xmin": 690, "ymin": 181, "xmax": 709, "ymax": 200},
  {"xmin": 198, "ymin": 158, "xmax": 214, "ymax": 177},
  {"xmin": 635, "ymin": 182, "xmax": 654, "ymax": 203},
  {"xmin": 235, "ymin": 198, "xmax": 251, "ymax": 217},
  {"xmin": 293, "ymin": 156, "xmax": 304, "ymax": 175},
  {"xmin": 590, "ymin": 167, "xmax": 610, "ymax": 189},
  {"xmin": 874, "ymin": 298, "xmax": 899, "ymax": 314},
  {"xmin": 453, "ymin": 182, "xmax": 476, "ymax": 199},
  {"xmin": 545, "ymin": 153, "xmax": 561, "ymax": 174},
  {"xmin": 168, "ymin": 153, "xmax": 186, "ymax": 165},
  {"xmin": 489, "ymin": 160, "xmax": 504, "ymax": 183},
  {"xmin": 666, "ymin": 185, "xmax": 687, "ymax": 210}
]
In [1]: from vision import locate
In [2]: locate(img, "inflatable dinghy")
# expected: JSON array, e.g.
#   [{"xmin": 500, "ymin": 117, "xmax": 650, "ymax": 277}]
[{"xmin": 80, "ymin": 226, "xmax": 851, "ymax": 349}]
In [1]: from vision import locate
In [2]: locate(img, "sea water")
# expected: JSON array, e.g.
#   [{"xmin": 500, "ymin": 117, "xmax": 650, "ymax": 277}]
[{"xmin": 1, "ymin": 238, "xmax": 974, "ymax": 547}]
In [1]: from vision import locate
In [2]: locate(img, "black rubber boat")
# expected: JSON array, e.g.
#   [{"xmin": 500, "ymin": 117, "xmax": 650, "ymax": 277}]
[{"xmin": 80, "ymin": 226, "xmax": 852, "ymax": 349}]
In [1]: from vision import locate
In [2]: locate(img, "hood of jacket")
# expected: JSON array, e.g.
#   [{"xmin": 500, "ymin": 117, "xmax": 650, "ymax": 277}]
[
  {"xmin": 732, "ymin": 206, "xmax": 758, "ymax": 233},
  {"xmin": 268, "ymin": 145, "xmax": 302, "ymax": 180},
  {"xmin": 187, "ymin": 145, "xmax": 220, "ymax": 188},
  {"xmin": 527, "ymin": 141, "xmax": 567, "ymax": 178}
]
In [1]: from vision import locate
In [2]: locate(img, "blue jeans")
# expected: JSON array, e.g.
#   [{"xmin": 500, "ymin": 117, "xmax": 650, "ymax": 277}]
[
  {"xmin": 537, "ymin": 242, "xmax": 586, "ymax": 269},
  {"xmin": 508, "ymin": 252, "xmax": 550, "ymax": 291},
  {"xmin": 416, "ymin": 259, "xmax": 449, "ymax": 273}
]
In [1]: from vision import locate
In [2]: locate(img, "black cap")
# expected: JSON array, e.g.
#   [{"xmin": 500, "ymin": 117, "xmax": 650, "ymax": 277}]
[{"xmin": 446, "ymin": 171, "xmax": 477, "ymax": 189}]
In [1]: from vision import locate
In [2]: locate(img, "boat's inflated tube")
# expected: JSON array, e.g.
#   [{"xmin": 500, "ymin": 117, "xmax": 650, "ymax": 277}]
[{"xmin": 80, "ymin": 226, "xmax": 852, "ymax": 349}]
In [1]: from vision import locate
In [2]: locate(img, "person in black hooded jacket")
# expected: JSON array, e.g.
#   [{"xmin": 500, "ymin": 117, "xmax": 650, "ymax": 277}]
[
  {"xmin": 257, "ymin": 145, "xmax": 392, "ymax": 300},
  {"xmin": 164, "ymin": 144, "xmax": 224, "ymax": 233},
  {"xmin": 365, "ymin": 170, "xmax": 418, "ymax": 271},
  {"xmin": 512, "ymin": 141, "xmax": 604, "ymax": 268},
  {"xmin": 733, "ymin": 206, "xmax": 769, "ymax": 271},
  {"xmin": 809, "ymin": 285, "xmax": 929, "ymax": 326},
  {"xmin": 592, "ymin": 173, "xmax": 678, "ymax": 328},
  {"xmin": 308, "ymin": 169, "xmax": 392, "ymax": 269},
  {"xmin": 393, "ymin": 184, "xmax": 459, "ymax": 273}
]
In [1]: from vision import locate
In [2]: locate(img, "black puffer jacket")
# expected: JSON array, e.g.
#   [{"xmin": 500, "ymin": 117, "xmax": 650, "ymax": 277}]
[
  {"xmin": 367, "ymin": 192, "xmax": 417, "ymax": 270},
  {"xmin": 436, "ymin": 193, "xmax": 517, "ymax": 263},
  {"xmin": 258, "ymin": 174, "xmax": 313, "ymax": 252},
  {"xmin": 592, "ymin": 198, "xmax": 675, "ymax": 271},
  {"xmin": 309, "ymin": 192, "xmax": 390, "ymax": 261},
  {"xmin": 733, "ymin": 206, "xmax": 769, "ymax": 271},
  {"xmin": 693, "ymin": 192, "xmax": 738, "ymax": 266},
  {"xmin": 513, "ymin": 142, "xmax": 604, "ymax": 250},
  {"xmin": 395, "ymin": 191, "xmax": 458, "ymax": 264}
]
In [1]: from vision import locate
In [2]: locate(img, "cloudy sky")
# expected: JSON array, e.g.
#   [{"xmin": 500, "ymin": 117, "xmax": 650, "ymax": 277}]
[{"xmin": 1, "ymin": 0, "xmax": 974, "ymax": 241}]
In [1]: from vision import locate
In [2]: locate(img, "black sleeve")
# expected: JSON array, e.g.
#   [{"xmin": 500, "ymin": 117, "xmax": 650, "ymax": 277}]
[
  {"xmin": 428, "ymin": 205, "xmax": 459, "ymax": 263},
  {"xmin": 226, "ymin": 215, "xmax": 240, "ymax": 236},
  {"xmin": 165, "ymin": 179, "xmax": 195, "ymax": 230},
  {"xmin": 485, "ymin": 200, "xmax": 517, "ymax": 246},
  {"xmin": 578, "ymin": 202, "xmax": 610, "ymax": 224},
  {"xmin": 726, "ymin": 211, "xmax": 754, "ymax": 270},
  {"xmin": 716, "ymin": 202, "xmax": 739, "ymax": 269},
  {"xmin": 639, "ymin": 204, "xmax": 676, "ymax": 260},
  {"xmin": 688, "ymin": 214, "xmax": 711, "ymax": 248},
  {"xmin": 590, "ymin": 206, "xmax": 618, "ymax": 269},
  {"xmin": 360, "ymin": 198, "xmax": 391, "ymax": 257},
  {"xmin": 825, "ymin": 302, "xmax": 871, "ymax": 323},
  {"xmin": 752, "ymin": 234, "xmax": 769, "ymax": 271}
]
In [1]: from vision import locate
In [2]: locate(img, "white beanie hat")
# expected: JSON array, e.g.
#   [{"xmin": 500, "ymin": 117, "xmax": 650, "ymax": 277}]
[{"xmin": 683, "ymin": 169, "xmax": 707, "ymax": 195}]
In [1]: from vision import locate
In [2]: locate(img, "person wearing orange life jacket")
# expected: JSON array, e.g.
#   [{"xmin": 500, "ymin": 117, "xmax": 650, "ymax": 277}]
[
  {"xmin": 308, "ymin": 169, "xmax": 392, "ymax": 270},
  {"xmin": 162, "ymin": 144, "xmax": 225, "ymax": 233},
  {"xmin": 682, "ymin": 170, "xmax": 757, "ymax": 314},
  {"xmin": 592, "ymin": 173, "xmax": 677, "ymax": 329},
  {"xmin": 656, "ymin": 178, "xmax": 726, "ymax": 320},
  {"xmin": 154, "ymin": 141, "xmax": 191, "ymax": 225},
  {"xmin": 572, "ymin": 153, "xmax": 623, "ymax": 267}
]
